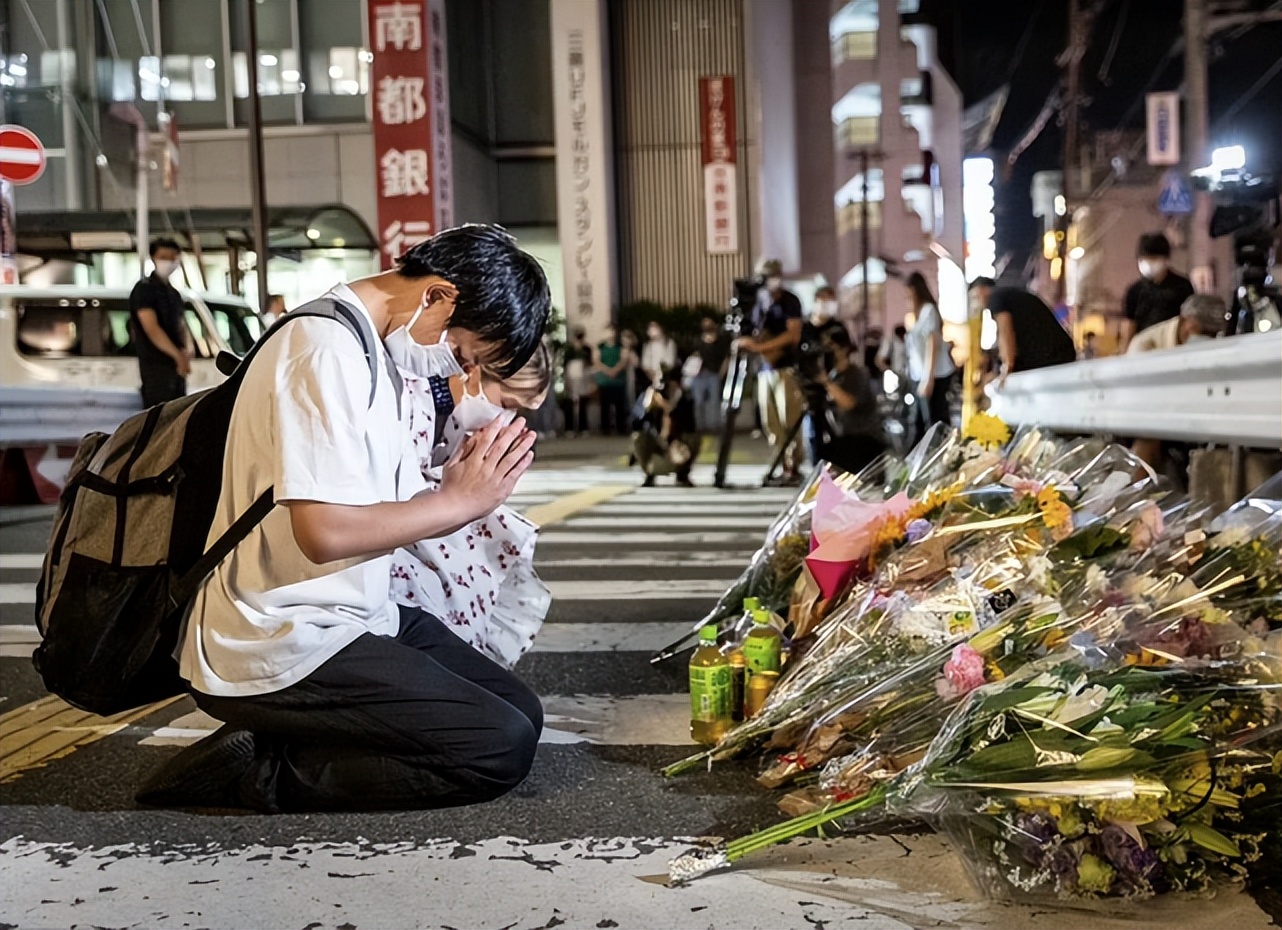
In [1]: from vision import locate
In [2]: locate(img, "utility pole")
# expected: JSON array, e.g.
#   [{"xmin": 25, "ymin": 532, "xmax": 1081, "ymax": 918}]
[
  {"xmin": 859, "ymin": 147, "xmax": 871, "ymax": 351},
  {"xmin": 1062, "ymin": 0, "xmax": 1082, "ymax": 206},
  {"xmin": 1184, "ymin": 0, "xmax": 1212, "ymax": 291},
  {"xmin": 244, "ymin": 0, "xmax": 271, "ymax": 312}
]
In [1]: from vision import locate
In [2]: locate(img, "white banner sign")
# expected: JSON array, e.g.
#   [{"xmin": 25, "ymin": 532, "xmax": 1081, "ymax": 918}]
[
  {"xmin": 551, "ymin": 0, "xmax": 616, "ymax": 340},
  {"xmin": 1146, "ymin": 92, "xmax": 1180, "ymax": 166},
  {"xmin": 699, "ymin": 76, "xmax": 738, "ymax": 254}
]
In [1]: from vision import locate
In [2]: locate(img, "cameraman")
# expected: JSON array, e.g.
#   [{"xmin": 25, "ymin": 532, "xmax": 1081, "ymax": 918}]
[
  {"xmin": 737, "ymin": 259, "xmax": 805, "ymax": 485},
  {"xmin": 802, "ymin": 285, "xmax": 848, "ymax": 466},
  {"xmin": 814, "ymin": 326, "xmax": 887, "ymax": 475}
]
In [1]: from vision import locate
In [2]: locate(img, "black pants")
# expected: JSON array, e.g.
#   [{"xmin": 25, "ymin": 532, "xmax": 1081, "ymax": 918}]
[
  {"xmin": 598, "ymin": 383, "xmax": 629, "ymax": 436},
  {"xmin": 139, "ymin": 358, "xmax": 186, "ymax": 408},
  {"xmin": 193, "ymin": 607, "xmax": 543, "ymax": 813},
  {"xmin": 914, "ymin": 378, "xmax": 952, "ymax": 443}
]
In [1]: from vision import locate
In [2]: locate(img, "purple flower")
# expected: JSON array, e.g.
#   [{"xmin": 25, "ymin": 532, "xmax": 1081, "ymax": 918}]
[
  {"xmin": 1099, "ymin": 825, "xmax": 1167, "ymax": 891},
  {"xmin": 1013, "ymin": 811, "xmax": 1058, "ymax": 862},
  {"xmin": 906, "ymin": 519, "xmax": 933, "ymax": 543},
  {"xmin": 1043, "ymin": 845, "xmax": 1080, "ymax": 889}
]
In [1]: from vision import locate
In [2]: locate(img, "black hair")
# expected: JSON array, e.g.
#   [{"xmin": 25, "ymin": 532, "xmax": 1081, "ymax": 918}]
[
  {"xmin": 1137, "ymin": 233, "xmax": 1172, "ymax": 258},
  {"xmin": 824, "ymin": 326, "xmax": 853, "ymax": 351},
  {"xmin": 968, "ymin": 276, "xmax": 997, "ymax": 291},
  {"xmin": 894, "ymin": 324, "xmax": 907, "ymax": 338},
  {"xmin": 815, "ymin": 285, "xmax": 836, "ymax": 298},
  {"xmin": 905, "ymin": 271, "xmax": 937, "ymax": 307},
  {"xmin": 397, "ymin": 224, "xmax": 551, "ymax": 378},
  {"xmin": 149, "ymin": 237, "xmax": 181, "ymax": 257}
]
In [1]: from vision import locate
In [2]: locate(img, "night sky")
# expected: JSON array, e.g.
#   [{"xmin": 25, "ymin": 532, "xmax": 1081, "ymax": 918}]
[{"xmin": 916, "ymin": 0, "xmax": 1282, "ymax": 269}]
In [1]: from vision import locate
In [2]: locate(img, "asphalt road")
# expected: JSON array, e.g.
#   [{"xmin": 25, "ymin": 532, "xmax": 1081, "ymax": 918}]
[{"xmin": 1, "ymin": 447, "xmax": 1278, "ymax": 929}]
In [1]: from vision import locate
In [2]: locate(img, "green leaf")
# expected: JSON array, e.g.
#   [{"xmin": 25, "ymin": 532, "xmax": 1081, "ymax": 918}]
[
  {"xmin": 1076, "ymin": 746, "xmax": 1141, "ymax": 771},
  {"xmin": 976, "ymin": 687, "xmax": 1059, "ymax": 714},
  {"xmin": 1050, "ymin": 526, "xmax": 1128, "ymax": 563},
  {"xmin": 1184, "ymin": 822, "xmax": 1241, "ymax": 858}
]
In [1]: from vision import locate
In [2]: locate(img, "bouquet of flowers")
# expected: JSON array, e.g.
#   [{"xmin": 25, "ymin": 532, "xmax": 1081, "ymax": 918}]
[{"xmin": 905, "ymin": 655, "xmax": 1282, "ymax": 903}]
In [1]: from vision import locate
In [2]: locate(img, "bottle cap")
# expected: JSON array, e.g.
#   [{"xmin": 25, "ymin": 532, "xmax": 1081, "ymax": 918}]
[
  {"xmin": 699, "ymin": 624, "xmax": 719, "ymax": 643},
  {"xmin": 744, "ymin": 597, "xmax": 760, "ymax": 611},
  {"xmin": 751, "ymin": 609, "xmax": 772, "ymax": 626}
]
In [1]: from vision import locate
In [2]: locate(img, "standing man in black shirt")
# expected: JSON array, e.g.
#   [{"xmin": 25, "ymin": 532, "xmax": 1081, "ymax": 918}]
[
  {"xmin": 1121, "ymin": 233, "xmax": 1194, "ymax": 351},
  {"xmin": 969, "ymin": 278, "xmax": 1075, "ymax": 386},
  {"xmin": 738, "ymin": 259, "xmax": 805, "ymax": 484},
  {"xmin": 129, "ymin": 238, "xmax": 193, "ymax": 407}
]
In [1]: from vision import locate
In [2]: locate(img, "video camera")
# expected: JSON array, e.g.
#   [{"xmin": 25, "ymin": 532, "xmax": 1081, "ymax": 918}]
[{"xmin": 1196, "ymin": 166, "xmax": 1280, "ymax": 334}]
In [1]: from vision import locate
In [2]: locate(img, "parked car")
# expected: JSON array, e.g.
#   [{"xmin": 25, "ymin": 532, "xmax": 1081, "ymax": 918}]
[{"xmin": 0, "ymin": 285, "xmax": 265, "ymax": 393}]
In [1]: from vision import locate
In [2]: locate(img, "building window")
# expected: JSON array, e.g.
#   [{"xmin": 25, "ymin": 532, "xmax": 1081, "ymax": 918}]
[
  {"xmin": 832, "ymin": 31, "xmax": 877, "ymax": 64},
  {"xmin": 838, "ymin": 115, "xmax": 879, "ymax": 147},
  {"xmin": 300, "ymin": 0, "xmax": 369, "ymax": 123},
  {"xmin": 230, "ymin": 0, "xmax": 298, "ymax": 125},
  {"xmin": 837, "ymin": 200, "xmax": 883, "ymax": 235},
  {"xmin": 232, "ymin": 49, "xmax": 303, "ymax": 98}
]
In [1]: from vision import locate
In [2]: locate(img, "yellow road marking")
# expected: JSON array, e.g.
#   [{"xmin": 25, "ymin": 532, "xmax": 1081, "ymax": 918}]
[
  {"xmin": 0, "ymin": 482, "xmax": 628, "ymax": 783},
  {"xmin": 524, "ymin": 484, "xmax": 632, "ymax": 527},
  {"xmin": 0, "ymin": 694, "xmax": 184, "ymax": 784}
]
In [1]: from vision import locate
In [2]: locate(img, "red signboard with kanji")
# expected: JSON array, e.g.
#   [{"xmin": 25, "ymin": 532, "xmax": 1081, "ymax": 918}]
[
  {"xmin": 698, "ymin": 77, "xmax": 737, "ymax": 255},
  {"xmin": 368, "ymin": 0, "xmax": 451, "ymax": 269}
]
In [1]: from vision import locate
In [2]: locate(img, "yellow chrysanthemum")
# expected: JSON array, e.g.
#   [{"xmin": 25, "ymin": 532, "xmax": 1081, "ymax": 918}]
[{"xmin": 964, "ymin": 411, "xmax": 1012, "ymax": 449}]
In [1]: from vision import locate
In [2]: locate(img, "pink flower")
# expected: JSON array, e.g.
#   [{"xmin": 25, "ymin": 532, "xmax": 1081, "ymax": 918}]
[
  {"xmin": 1130, "ymin": 502, "xmax": 1165, "ymax": 552},
  {"xmin": 1000, "ymin": 474, "xmax": 1045, "ymax": 498},
  {"xmin": 936, "ymin": 643, "xmax": 987, "ymax": 700}
]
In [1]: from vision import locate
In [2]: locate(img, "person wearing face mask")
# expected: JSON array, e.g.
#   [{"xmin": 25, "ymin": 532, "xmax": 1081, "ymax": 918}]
[
  {"xmin": 968, "ymin": 276, "xmax": 1076, "ymax": 387},
  {"xmin": 1121, "ymin": 233, "xmax": 1195, "ymax": 352},
  {"xmin": 739, "ymin": 258, "xmax": 806, "ymax": 485},
  {"xmin": 640, "ymin": 320, "xmax": 679, "ymax": 389},
  {"xmin": 139, "ymin": 224, "xmax": 550, "ymax": 815},
  {"xmin": 390, "ymin": 344, "xmax": 554, "ymax": 668},
  {"xmin": 128, "ymin": 238, "xmax": 195, "ymax": 407}
]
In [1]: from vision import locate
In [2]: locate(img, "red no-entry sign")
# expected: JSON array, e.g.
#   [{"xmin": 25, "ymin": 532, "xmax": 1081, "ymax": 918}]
[{"xmin": 0, "ymin": 125, "xmax": 47, "ymax": 186}]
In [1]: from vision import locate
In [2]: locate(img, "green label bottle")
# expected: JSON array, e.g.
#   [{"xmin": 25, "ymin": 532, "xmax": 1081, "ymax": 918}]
[
  {"xmin": 689, "ymin": 625, "xmax": 732, "ymax": 744},
  {"xmin": 743, "ymin": 610, "xmax": 782, "ymax": 674}
]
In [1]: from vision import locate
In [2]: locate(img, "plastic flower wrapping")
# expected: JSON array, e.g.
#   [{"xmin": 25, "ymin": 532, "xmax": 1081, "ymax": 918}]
[{"xmin": 664, "ymin": 417, "xmax": 1282, "ymax": 900}]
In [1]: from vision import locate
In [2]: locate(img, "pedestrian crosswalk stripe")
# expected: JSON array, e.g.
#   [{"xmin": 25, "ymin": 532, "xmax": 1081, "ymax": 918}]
[
  {"xmin": 538, "ymin": 530, "xmax": 761, "ymax": 545},
  {"xmin": 536, "ymin": 553, "xmax": 753, "ymax": 568},
  {"xmin": 138, "ymin": 694, "xmax": 693, "ymax": 749},
  {"xmin": 0, "ymin": 554, "xmax": 42, "ymax": 570},
  {"xmin": 545, "ymin": 578, "xmax": 733, "ymax": 600},
  {"xmin": 0, "ymin": 583, "xmax": 33, "ymax": 605},
  {"xmin": 533, "ymin": 621, "xmax": 703, "ymax": 653},
  {"xmin": 562, "ymin": 515, "xmax": 771, "ymax": 529}
]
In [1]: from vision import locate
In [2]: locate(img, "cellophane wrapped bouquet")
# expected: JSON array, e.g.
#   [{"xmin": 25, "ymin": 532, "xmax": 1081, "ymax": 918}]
[{"xmin": 665, "ymin": 416, "xmax": 1282, "ymax": 901}]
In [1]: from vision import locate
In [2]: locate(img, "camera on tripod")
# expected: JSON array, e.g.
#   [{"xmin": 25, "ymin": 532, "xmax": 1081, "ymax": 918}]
[{"xmin": 1194, "ymin": 156, "xmax": 1280, "ymax": 334}]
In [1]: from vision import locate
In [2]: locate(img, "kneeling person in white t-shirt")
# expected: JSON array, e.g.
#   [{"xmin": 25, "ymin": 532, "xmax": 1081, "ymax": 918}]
[{"xmin": 137, "ymin": 224, "xmax": 550, "ymax": 813}]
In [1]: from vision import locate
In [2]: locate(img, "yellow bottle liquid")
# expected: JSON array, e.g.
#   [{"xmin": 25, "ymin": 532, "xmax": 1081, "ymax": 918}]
[
  {"xmin": 689, "ymin": 625, "xmax": 733, "ymax": 745},
  {"xmin": 743, "ymin": 609, "xmax": 783, "ymax": 675}
]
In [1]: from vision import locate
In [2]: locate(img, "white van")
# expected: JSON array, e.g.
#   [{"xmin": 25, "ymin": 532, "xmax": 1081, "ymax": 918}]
[{"xmin": 0, "ymin": 285, "xmax": 264, "ymax": 392}]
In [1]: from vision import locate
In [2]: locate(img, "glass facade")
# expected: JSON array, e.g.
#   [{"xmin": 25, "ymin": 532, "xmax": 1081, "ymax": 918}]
[{"xmin": 2, "ymin": 0, "xmax": 371, "ymax": 132}]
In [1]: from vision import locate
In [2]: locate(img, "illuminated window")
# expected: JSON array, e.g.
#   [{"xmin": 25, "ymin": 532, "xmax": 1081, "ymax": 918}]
[
  {"xmin": 832, "ymin": 31, "xmax": 877, "ymax": 63},
  {"xmin": 836, "ymin": 200, "xmax": 883, "ymax": 235},
  {"xmin": 838, "ymin": 116, "xmax": 880, "ymax": 146}
]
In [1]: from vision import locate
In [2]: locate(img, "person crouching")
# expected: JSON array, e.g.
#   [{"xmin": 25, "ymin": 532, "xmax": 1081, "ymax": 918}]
[{"xmin": 632, "ymin": 369, "xmax": 701, "ymax": 488}]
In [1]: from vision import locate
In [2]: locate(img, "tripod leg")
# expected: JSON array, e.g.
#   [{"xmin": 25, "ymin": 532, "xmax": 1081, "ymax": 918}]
[{"xmin": 762, "ymin": 412, "xmax": 807, "ymax": 485}]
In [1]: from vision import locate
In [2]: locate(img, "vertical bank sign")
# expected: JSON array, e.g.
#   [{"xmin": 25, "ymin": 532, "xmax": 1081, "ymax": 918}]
[
  {"xmin": 551, "ymin": 0, "xmax": 616, "ymax": 336},
  {"xmin": 369, "ymin": 0, "xmax": 452, "ymax": 270},
  {"xmin": 699, "ymin": 76, "xmax": 738, "ymax": 255}
]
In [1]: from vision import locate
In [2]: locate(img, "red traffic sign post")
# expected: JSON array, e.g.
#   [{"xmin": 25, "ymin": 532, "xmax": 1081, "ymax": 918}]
[{"xmin": 0, "ymin": 125, "xmax": 47, "ymax": 186}]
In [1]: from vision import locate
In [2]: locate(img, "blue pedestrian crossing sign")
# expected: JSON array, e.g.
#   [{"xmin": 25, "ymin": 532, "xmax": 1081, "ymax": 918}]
[{"xmin": 1158, "ymin": 170, "xmax": 1194, "ymax": 215}]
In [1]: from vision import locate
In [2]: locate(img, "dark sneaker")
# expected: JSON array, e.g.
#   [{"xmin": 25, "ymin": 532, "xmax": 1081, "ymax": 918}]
[
  {"xmin": 676, "ymin": 475, "xmax": 695, "ymax": 488},
  {"xmin": 641, "ymin": 474, "xmax": 657, "ymax": 488},
  {"xmin": 136, "ymin": 727, "xmax": 257, "ymax": 810}
]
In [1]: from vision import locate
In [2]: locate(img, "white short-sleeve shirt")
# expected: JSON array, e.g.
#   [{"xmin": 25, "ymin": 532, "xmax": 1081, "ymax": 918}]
[
  {"xmin": 180, "ymin": 285, "xmax": 415, "ymax": 697},
  {"xmin": 905, "ymin": 302, "xmax": 956, "ymax": 383}
]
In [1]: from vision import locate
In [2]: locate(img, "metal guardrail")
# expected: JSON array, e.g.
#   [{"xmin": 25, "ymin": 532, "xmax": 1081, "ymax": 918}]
[
  {"xmin": 0, "ymin": 386, "xmax": 142, "ymax": 447},
  {"xmin": 988, "ymin": 331, "xmax": 1282, "ymax": 448}
]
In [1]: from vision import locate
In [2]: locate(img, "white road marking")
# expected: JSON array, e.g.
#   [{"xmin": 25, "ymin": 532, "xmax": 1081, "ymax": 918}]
[
  {"xmin": 545, "ymin": 579, "xmax": 732, "ymax": 600},
  {"xmin": 141, "ymin": 696, "xmax": 693, "ymax": 748},
  {"xmin": 563, "ymin": 515, "xmax": 771, "ymax": 529},
  {"xmin": 0, "ymin": 554, "xmax": 43, "ymax": 570},
  {"xmin": 4, "ymin": 834, "xmax": 1263, "ymax": 930},
  {"xmin": 0, "ymin": 583, "xmax": 34, "ymax": 605},
  {"xmin": 538, "ymin": 531, "xmax": 762, "ymax": 545},
  {"xmin": 536, "ymin": 553, "xmax": 752, "ymax": 568},
  {"xmin": 532, "ymin": 621, "xmax": 702, "ymax": 653}
]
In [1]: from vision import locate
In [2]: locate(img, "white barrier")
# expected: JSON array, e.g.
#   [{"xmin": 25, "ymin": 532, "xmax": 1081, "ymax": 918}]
[
  {"xmin": 988, "ymin": 331, "xmax": 1282, "ymax": 448},
  {"xmin": 0, "ymin": 386, "xmax": 142, "ymax": 446}
]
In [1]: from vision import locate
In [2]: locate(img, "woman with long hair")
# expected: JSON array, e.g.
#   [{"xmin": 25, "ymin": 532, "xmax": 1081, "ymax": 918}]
[{"xmin": 902, "ymin": 272, "xmax": 956, "ymax": 437}]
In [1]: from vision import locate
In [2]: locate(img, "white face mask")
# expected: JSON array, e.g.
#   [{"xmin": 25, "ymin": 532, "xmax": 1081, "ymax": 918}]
[
  {"xmin": 440, "ymin": 374, "xmax": 514, "ymax": 453},
  {"xmin": 384, "ymin": 299, "xmax": 465, "ymax": 380},
  {"xmin": 765, "ymin": 276, "xmax": 783, "ymax": 292},
  {"xmin": 1184, "ymin": 333, "xmax": 1212, "ymax": 344},
  {"xmin": 813, "ymin": 298, "xmax": 839, "ymax": 321},
  {"xmin": 154, "ymin": 259, "xmax": 179, "ymax": 279},
  {"xmin": 1138, "ymin": 259, "xmax": 1167, "ymax": 280}
]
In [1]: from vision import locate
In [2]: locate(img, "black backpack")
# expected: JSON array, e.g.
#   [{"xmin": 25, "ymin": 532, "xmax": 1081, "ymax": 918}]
[{"xmin": 33, "ymin": 298, "xmax": 399, "ymax": 715}]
